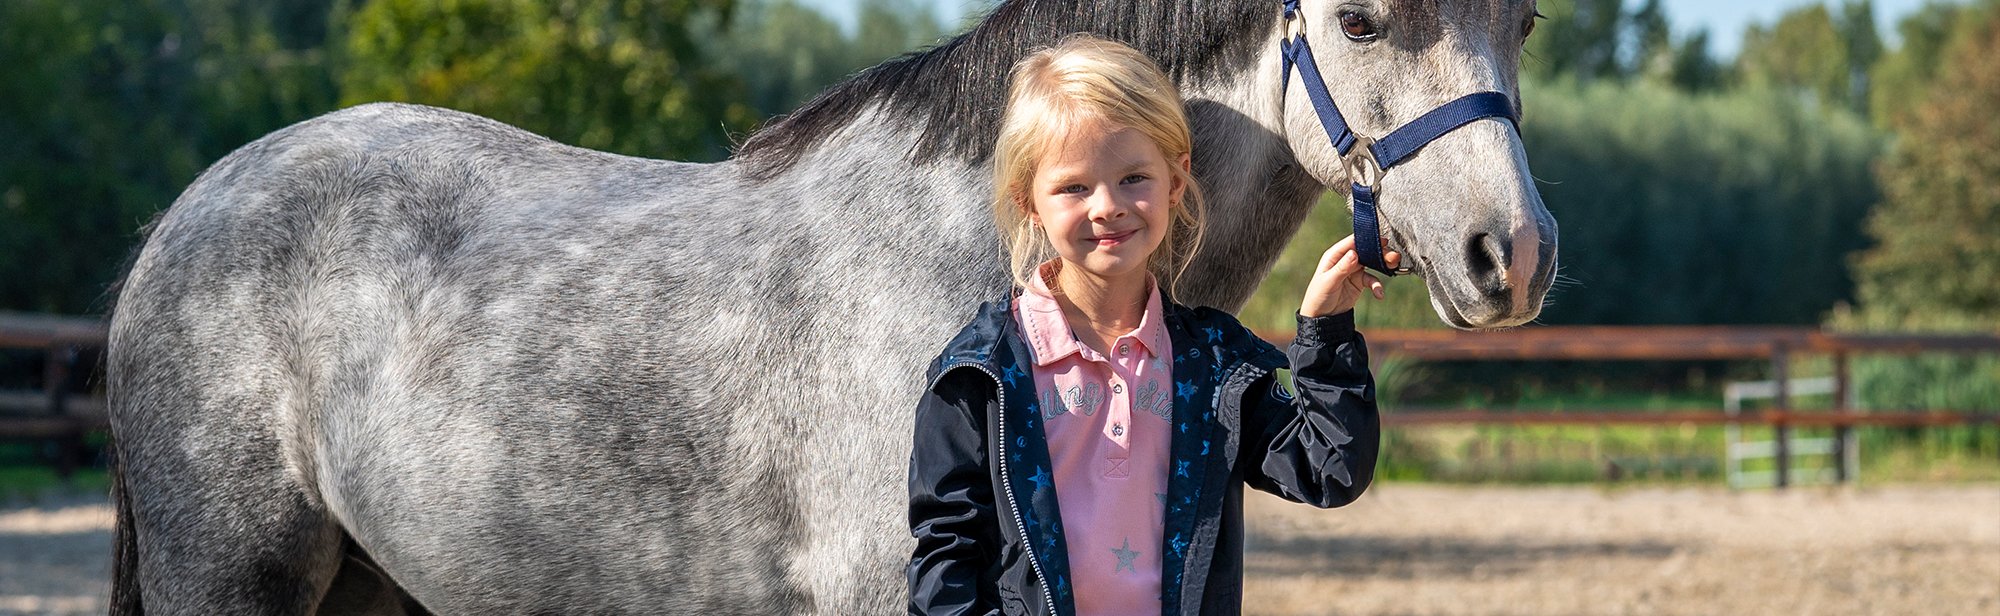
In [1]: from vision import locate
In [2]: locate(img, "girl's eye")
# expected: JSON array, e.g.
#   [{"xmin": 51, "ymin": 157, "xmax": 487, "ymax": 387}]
[
  {"xmin": 1058, "ymin": 184, "xmax": 1087, "ymax": 195},
  {"xmin": 1121, "ymin": 174, "xmax": 1148, "ymax": 185},
  {"xmin": 1339, "ymin": 11, "xmax": 1378, "ymax": 41}
]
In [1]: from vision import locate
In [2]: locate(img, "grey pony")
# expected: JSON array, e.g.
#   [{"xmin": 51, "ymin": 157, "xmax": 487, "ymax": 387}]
[{"xmin": 107, "ymin": 0, "xmax": 1557, "ymax": 613}]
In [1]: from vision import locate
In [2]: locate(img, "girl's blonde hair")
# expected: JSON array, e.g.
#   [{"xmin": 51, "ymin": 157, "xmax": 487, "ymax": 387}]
[{"xmin": 991, "ymin": 34, "xmax": 1206, "ymax": 297}]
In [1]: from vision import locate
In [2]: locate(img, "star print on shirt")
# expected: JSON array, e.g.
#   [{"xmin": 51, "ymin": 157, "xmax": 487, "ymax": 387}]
[{"xmin": 1111, "ymin": 537, "xmax": 1141, "ymax": 573}]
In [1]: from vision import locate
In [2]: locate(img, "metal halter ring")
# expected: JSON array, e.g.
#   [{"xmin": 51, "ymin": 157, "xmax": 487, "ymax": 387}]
[{"xmin": 1343, "ymin": 136, "xmax": 1383, "ymax": 188}]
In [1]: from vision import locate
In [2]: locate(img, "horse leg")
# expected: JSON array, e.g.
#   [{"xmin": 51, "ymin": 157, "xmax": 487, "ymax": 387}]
[
  {"xmin": 111, "ymin": 379, "xmax": 346, "ymax": 614},
  {"xmin": 314, "ymin": 536, "xmax": 431, "ymax": 616},
  {"xmin": 119, "ymin": 441, "xmax": 345, "ymax": 614}
]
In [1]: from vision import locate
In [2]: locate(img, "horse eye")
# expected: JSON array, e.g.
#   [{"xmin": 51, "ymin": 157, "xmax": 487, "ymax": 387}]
[
  {"xmin": 1525, "ymin": 10, "xmax": 1545, "ymax": 38},
  {"xmin": 1339, "ymin": 11, "xmax": 1378, "ymax": 41}
]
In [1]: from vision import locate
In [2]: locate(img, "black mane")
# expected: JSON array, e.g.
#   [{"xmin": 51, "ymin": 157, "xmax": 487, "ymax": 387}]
[{"xmin": 734, "ymin": 0, "xmax": 1271, "ymax": 177}]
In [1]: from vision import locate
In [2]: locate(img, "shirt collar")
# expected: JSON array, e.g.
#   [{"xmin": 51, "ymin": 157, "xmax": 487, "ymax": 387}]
[{"xmin": 1015, "ymin": 260, "xmax": 1169, "ymax": 367}]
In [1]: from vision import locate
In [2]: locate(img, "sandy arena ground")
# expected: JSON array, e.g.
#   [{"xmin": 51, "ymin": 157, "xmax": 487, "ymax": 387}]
[{"xmin": 2, "ymin": 485, "xmax": 1994, "ymax": 615}]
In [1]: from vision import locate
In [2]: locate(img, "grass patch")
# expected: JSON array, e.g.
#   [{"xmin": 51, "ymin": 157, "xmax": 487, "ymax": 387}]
[{"xmin": 0, "ymin": 465, "xmax": 109, "ymax": 502}]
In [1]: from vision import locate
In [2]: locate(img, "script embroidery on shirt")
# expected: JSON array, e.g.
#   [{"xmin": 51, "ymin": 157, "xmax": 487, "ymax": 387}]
[
  {"xmin": 1133, "ymin": 379, "xmax": 1172, "ymax": 420},
  {"xmin": 1038, "ymin": 382, "xmax": 1105, "ymax": 419},
  {"xmin": 1064, "ymin": 383, "xmax": 1103, "ymax": 417}
]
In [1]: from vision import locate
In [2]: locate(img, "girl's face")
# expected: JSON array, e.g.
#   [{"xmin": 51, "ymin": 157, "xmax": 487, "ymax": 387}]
[{"xmin": 1027, "ymin": 121, "xmax": 1189, "ymax": 285}]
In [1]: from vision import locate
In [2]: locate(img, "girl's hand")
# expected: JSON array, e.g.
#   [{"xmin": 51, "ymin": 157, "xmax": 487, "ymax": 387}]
[{"xmin": 1300, "ymin": 235, "xmax": 1400, "ymax": 318}]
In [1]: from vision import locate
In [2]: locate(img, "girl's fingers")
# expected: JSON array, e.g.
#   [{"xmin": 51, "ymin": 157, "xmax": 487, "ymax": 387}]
[
  {"xmin": 1366, "ymin": 273, "xmax": 1385, "ymax": 299},
  {"xmin": 1318, "ymin": 235, "xmax": 1356, "ymax": 273},
  {"xmin": 1385, "ymin": 250, "xmax": 1402, "ymax": 270},
  {"xmin": 1328, "ymin": 246, "xmax": 1361, "ymax": 279}
]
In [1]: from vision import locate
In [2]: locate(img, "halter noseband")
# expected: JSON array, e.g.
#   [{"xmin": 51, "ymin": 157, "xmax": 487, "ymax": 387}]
[{"xmin": 1278, "ymin": 0, "xmax": 1521, "ymax": 275}]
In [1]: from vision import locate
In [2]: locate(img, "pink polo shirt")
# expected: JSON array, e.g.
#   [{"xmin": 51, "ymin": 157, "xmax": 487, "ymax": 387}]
[{"xmin": 1012, "ymin": 262, "xmax": 1172, "ymax": 616}]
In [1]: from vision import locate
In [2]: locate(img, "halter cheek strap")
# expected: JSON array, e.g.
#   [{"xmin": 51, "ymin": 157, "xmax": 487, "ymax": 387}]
[{"xmin": 1278, "ymin": 0, "xmax": 1520, "ymax": 275}]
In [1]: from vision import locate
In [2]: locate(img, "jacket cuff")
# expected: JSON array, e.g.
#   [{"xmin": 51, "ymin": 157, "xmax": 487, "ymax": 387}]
[{"xmin": 1294, "ymin": 310, "xmax": 1358, "ymax": 346}]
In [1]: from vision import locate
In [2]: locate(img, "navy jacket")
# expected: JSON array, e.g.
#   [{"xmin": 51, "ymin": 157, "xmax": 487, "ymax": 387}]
[{"xmin": 908, "ymin": 293, "xmax": 1380, "ymax": 616}]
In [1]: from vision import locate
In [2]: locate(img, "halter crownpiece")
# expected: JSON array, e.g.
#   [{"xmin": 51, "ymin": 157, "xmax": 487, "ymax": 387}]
[{"xmin": 1278, "ymin": 0, "xmax": 1521, "ymax": 275}]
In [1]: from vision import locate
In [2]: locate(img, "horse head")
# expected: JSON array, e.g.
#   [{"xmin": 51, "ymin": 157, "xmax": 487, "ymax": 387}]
[{"xmin": 1272, "ymin": 0, "xmax": 1557, "ymax": 329}]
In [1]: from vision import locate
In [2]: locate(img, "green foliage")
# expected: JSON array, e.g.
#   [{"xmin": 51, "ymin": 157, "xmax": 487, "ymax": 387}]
[
  {"xmin": 1525, "ymin": 0, "xmax": 1627, "ymax": 81},
  {"xmin": 1868, "ymin": 0, "xmax": 1994, "ymax": 130},
  {"xmin": 1849, "ymin": 5, "xmax": 2000, "ymax": 324},
  {"xmin": 0, "ymin": 0, "xmax": 343, "ymax": 314},
  {"xmin": 340, "ymin": 0, "xmax": 754, "ymax": 160},
  {"xmin": 1524, "ymin": 77, "xmax": 1882, "ymax": 324},
  {"xmin": 1523, "ymin": 0, "xmax": 1720, "ymax": 89},
  {"xmin": 1736, "ymin": 1, "xmax": 1881, "ymax": 114},
  {"xmin": 703, "ymin": 0, "xmax": 945, "ymax": 120}
]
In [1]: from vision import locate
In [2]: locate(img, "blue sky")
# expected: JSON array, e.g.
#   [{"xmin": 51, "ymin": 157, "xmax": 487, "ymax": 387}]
[{"xmin": 811, "ymin": 0, "xmax": 1943, "ymax": 59}]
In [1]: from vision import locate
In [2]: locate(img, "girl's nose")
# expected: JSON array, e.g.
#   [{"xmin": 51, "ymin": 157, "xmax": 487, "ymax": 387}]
[{"xmin": 1088, "ymin": 188, "xmax": 1127, "ymax": 221}]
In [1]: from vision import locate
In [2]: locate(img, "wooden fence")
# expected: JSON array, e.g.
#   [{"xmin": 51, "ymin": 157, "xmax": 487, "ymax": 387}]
[
  {"xmin": 1255, "ymin": 325, "xmax": 2000, "ymax": 487},
  {"xmin": 4, "ymin": 312, "xmax": 1996, "ymax": 487},
  {"xmin": 0, "ymin": 312, "xmax": 107, "ymax": 478}
]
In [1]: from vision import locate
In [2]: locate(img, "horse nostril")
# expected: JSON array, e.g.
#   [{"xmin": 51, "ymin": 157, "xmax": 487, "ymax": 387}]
[{"xmin": 1465, "ymin": 232, "xmax": 1510, "ymax": 297}]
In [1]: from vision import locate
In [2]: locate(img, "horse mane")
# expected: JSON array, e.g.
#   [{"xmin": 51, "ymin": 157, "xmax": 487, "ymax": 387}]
[{"xmin": 733, "ymin": 0, "xmax": 1271, "ymax": 178}]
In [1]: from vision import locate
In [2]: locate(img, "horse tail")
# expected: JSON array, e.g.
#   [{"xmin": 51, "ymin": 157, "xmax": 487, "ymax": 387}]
[{"xmin": 109, "ymin": 442, "xmax": 144, "ymax": 615}]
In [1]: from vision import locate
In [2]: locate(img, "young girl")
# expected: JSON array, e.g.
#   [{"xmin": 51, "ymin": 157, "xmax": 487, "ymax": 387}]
[{"xmin": 909, "ymin": 35, "xmax": 1395, "ymax": 616}]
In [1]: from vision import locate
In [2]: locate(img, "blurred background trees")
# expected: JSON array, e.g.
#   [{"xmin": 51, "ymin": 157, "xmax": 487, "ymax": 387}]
[
  {"xmin": 341, "ymin": 0, "xmax": 754, "ymax": 160},
  {"xmin": 0, "ymin": 0, "xmax": 1994, "ymax": 341}
]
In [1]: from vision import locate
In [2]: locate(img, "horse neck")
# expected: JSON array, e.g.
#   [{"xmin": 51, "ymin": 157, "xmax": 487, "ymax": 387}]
[
  {"xmin": 728, "ymin": 35, "xmax": 1326, "ymax": 316},
  {"xmin": 1169, "ymin": 44, "xmax": 1328, "ymax": 313}
]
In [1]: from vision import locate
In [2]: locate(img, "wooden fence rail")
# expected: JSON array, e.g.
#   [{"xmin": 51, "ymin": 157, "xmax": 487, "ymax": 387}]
[{"xmin": 3, "ymin": 313, "xmax": 1994, "ymax": 487}]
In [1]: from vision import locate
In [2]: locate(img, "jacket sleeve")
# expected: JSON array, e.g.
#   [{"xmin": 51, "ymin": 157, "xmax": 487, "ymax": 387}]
[
  {"xmin": 1238, "ymin": 310, "xmax": 1381, "ymax": 508},
  {"xmin": 907, "ymin": 371, "xmax": 1000, "ymax": 616}
]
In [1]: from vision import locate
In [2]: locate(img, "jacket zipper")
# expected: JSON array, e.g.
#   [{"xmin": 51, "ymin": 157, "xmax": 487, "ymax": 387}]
[{"xmin": 935, "ymin": 362, "xmax": 1061, "ymax": 616}]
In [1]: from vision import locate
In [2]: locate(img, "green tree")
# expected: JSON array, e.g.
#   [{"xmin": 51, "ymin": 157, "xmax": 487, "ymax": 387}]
[
  {"xmin": 1738, "ymin": 5, "xmax": 1848, "ymax": 106},
  {"xmin": 1524, "ymin": 0, "xmax": 1627, "ymax": 82},
  {"xmin": 340, "ymin": 0, "xmax": 754, "ymax": 161},
  {"xmin": 1666, "ymin": 29, "xmax": 1726, "ymax": 92},
  {"xmin": 706, "ymin": 0, "xmax": 944, "ymax": 120},
  {"xmin": 0, "ymin": 0, "xmax": 344, "ymax": 314},
  {"xmin": 1627, "ymin": 0, "xmax": 1673, "ymax": 78},
  {"xmin": 1868, "ymin": 0, "xmax": 1992, "ymax": 130},
  {"xmin": 1738, "ymin": 1, "xmax": 1880, "ymax": 112},
  {"xmin": 1850, "ymin": 7, "xmax": 2000, "ymax": 325},
  {"xmin": 1837, "ymin": 0, "xmax": 1883, "ymax": 112}
]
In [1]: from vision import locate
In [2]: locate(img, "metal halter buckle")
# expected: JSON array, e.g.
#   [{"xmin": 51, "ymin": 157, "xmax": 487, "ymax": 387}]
[{"xmin": 1343, "ymin": 136, "xmax": 1383, "ymax": 188}]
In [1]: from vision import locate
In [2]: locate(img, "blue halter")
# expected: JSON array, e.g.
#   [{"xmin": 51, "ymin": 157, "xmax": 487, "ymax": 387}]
[{"xmin": 1279, "ymin": 0, "xmax": 1520, "ymax": 275}]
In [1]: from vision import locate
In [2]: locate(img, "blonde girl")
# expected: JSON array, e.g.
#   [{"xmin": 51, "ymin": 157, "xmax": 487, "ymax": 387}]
[{"xmin": 910, "ymin": 34, "xmax": 1391, "ymax": 616}]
